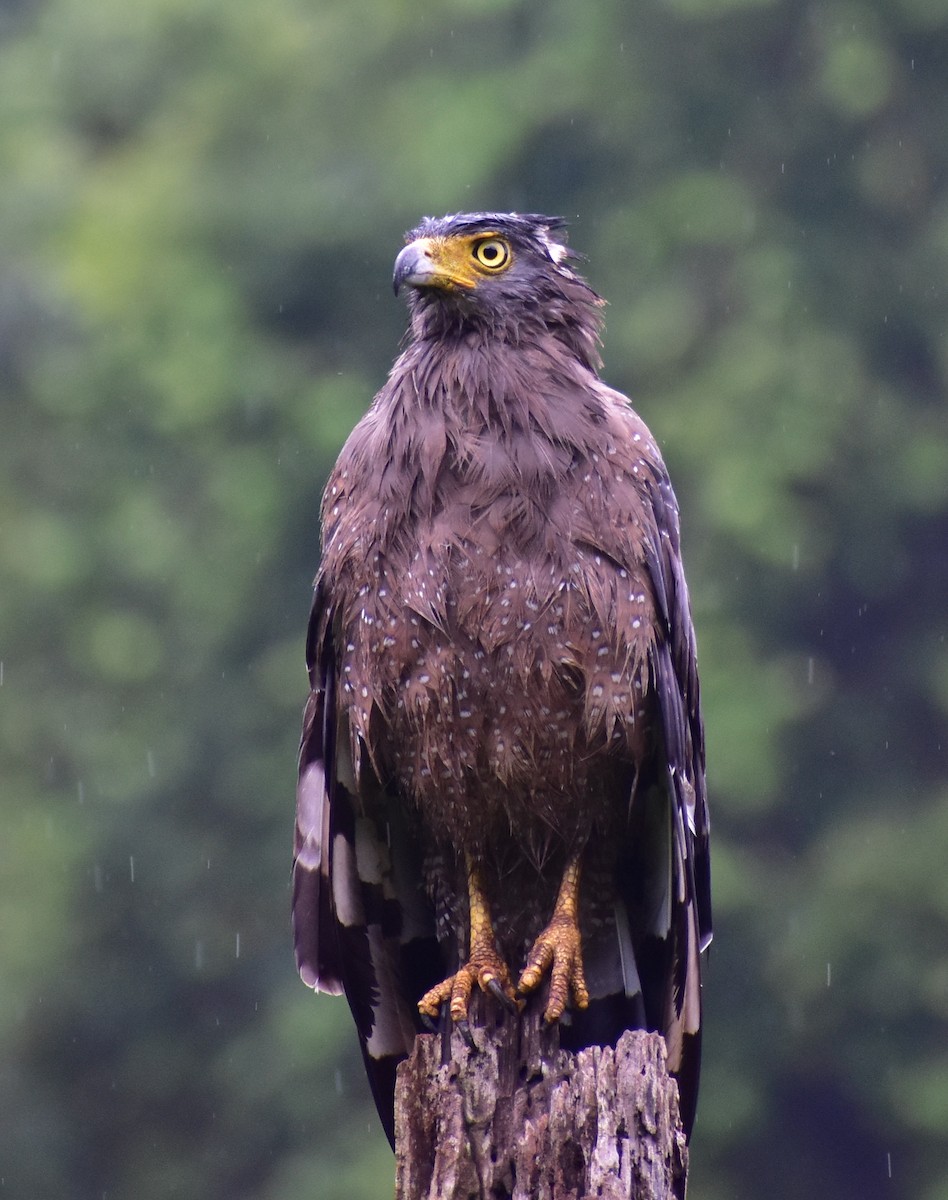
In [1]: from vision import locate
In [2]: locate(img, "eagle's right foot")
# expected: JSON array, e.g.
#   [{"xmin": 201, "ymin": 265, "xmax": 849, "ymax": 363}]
[
  {"xmin": 417, "ymin": 858, "xmax": 520, "ymax": 1025},
  {"xmin": 417, "ymin": 951, "xmax": 518, "ymax": 1024}
]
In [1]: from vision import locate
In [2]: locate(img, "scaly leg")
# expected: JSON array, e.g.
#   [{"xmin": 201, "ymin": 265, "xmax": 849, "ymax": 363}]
[
  {"xmin": 518, "ymin": 851, "xmax": 590, "ymax": 1023},
  {"xmin": 418, "ymin": 857, "xmax": 519, "ymax": 1025}
]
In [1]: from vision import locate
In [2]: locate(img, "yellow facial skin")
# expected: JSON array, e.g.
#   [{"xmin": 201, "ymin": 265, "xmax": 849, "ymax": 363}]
[{"xmin": 396, "ymin": 233, "xmax": 513, "ymax": 292}]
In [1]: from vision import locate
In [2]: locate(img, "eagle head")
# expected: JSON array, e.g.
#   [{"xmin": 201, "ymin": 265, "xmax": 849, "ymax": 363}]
[{"xmin": 392, "ymin": 211, "xmax": 603, "ymax": 360}]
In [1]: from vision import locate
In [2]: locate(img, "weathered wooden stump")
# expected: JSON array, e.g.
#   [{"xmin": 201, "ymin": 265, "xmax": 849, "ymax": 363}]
[{"xmin": 395, "ymin": 1002, "xmax": 688, "ymax": 1200}]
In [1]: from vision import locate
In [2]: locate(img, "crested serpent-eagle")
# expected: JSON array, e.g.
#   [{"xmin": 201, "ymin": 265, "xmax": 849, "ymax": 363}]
[{"xmin": 293, "ymin": 212, "xmax": 712, "ymax": 1143}]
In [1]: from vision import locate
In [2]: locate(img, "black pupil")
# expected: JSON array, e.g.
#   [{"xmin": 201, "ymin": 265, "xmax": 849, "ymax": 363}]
[{"xmin": 481, "ymin": 242, "xmax": 500, "ymax": 262}]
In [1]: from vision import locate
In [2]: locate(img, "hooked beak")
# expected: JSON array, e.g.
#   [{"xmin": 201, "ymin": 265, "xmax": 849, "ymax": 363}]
[
  {"xmin": 392, "ymin": 237, "xmax": 477, "ymax": 296},
  {"xmin": 393, "ymin": 240, "xmax": 438, "ymax": 296}
]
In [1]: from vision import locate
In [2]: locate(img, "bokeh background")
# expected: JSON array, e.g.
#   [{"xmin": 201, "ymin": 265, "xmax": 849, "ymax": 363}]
[{"xmin": 3, "ymin": 0, "xmax": 947, "ymax": 1196}]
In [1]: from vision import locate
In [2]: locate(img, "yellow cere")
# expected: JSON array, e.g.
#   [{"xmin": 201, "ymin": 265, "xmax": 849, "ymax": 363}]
[{"xmin": 416, "ymin": 233, "xmax": 512, "ymax": 290}]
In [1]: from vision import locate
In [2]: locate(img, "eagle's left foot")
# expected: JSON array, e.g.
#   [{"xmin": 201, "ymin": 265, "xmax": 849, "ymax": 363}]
[{"xmin": 518, "ymin": 853, "xmax": 589, "ymax": 1023}]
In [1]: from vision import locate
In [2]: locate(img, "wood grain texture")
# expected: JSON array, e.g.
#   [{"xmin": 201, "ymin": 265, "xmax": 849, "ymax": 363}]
[{"xmin": 395, "ymin": 1007, "xmax": 688, "ymax": 1200}]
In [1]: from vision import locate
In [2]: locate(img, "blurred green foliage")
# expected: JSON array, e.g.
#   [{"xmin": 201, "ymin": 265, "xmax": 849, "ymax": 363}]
[{"xmin": 1, "ymin": 0, "xmax": 946, "ymax": 1195}]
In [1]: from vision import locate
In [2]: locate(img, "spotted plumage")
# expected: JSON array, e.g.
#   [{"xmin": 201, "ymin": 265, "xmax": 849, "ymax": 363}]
[{"xmin": 293, "ymin": 212, "xmax": 711, "ymax": 1144}]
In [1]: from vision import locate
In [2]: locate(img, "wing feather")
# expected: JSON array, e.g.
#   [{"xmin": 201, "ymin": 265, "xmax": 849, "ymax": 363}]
[
  {"xmin": 640, "ymin": 458, "xmax": 711, "ymax": 1135},
  {"xmin": 293, "ymin": 601, "xmax": 344, "ymax": 994},
  {"xmin": 292, "ymin": 578, "xmax": 441, "ymax": 1147}
]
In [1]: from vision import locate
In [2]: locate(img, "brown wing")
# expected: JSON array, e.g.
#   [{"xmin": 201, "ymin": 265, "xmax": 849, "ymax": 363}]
[
  {"xmin": 557, "ymin": 394, "xmax": 711, "ymax": 1137},
  {"xmin": 292, "ymin": 575, "xmax": 442, "ymax": 1147},
  {"xmin": 641, "ymin": 451, "xmax": 711, "ymax": 1135},
  {"xmin": 293, "ymin": 580, "xmax": 343, "ymax": 995}
]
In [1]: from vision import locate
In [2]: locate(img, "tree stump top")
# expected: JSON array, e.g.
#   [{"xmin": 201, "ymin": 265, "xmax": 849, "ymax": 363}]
[{"xmin": 395, "ymin": 1005, "xmax": 688, "ymax": 1200}]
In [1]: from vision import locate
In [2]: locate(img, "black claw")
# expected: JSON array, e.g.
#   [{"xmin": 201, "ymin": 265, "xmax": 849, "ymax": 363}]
[
  {"xmin": 487, "ymin": 977, "xmax": 518, "ymax": 1013},
  {"xmin": 420, "ymin": 1010, "xmax": 439, "ymax": 1033},
  {"xmin": 455, "ymin": 1018, "xmax": 476, "ymax": 1050}
]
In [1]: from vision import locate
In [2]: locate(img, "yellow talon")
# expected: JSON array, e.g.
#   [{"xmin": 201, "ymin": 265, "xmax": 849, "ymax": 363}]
[
  {"xmin": 518, "ymin": 853, "xmax": 589, "ymax": 1022},
  {"xmin": 417, "ymin": 858, "xmax": 519, "ymax": 1024}
]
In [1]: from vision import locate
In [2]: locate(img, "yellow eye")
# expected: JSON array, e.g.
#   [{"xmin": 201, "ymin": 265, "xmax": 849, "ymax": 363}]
[{"xmin": 472, "ymin": 237, "xmax": 511, "ymax": 271}]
